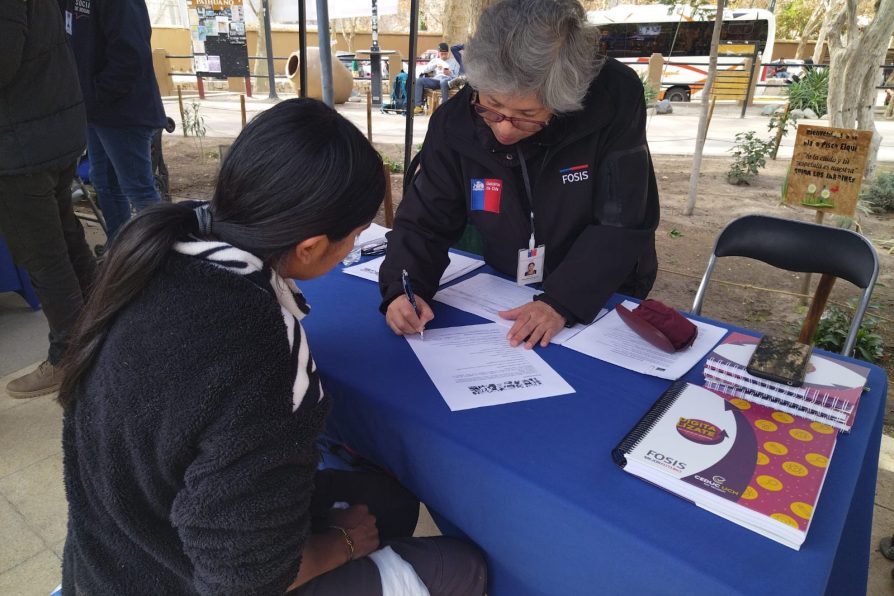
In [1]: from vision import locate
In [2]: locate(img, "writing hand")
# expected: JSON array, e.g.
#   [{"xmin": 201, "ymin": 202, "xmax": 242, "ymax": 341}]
[
  {"xmin": 329, "ymin": 504, "xmax": 380, "ymax": 560},
  {"xmin": 386, "ymin": 295, "xmax": 434, "ymax": 337},
  {"xmin": 499, "ymin": 301, "xmax": 565, "ymax": 349}
]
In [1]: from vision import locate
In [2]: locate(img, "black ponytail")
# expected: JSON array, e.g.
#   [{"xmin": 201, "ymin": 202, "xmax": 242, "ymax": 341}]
[{"xmin": 59, "ymin": 99, "xmax": 384, "ymax": 407}]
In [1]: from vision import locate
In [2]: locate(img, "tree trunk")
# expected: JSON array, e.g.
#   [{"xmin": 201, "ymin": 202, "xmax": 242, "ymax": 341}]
[
  {"xmin": 827, "ymin": 0, "xmax": 894, "ymax": 177},
  {"xmin": 248, "ymin": 0, "xmax": 270, "ymax": 93},
  {"xmin": 335, "ymin": 18, "xmax": 359, "ymax": 52},
  {"xmin": 812, "ymin": 0, "xmax": 844, "ymax": 64},
  {"xmin": 683, "ymin": 0, "xmax": 726, "ymax": 217},
  {"xmin": 795, "ymin": 2, "xmax": 826, "ymax": 60},
  {"xmin": 443, "ymin": 0, "xmax": 500, "ymax": 42}
]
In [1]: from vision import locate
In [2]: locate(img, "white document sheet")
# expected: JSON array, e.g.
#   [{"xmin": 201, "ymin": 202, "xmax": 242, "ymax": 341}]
[
  {"xmin": 562, "ymin": 300, "xmax": 729, "ymax": 380},
  {"xmin": 432, "ymin": 273, "xmax": 605, "ymax": 345},
  {"xmin": 405, "ymin": 323, "xmax": 576, "ymax": 411},
  {"xmin": 343, "ymin": 253, "xmax": 484, "ymax": 286},
  {"xmin": 357, "ymin": 223, "xmax": 391, "ymax": 246}
]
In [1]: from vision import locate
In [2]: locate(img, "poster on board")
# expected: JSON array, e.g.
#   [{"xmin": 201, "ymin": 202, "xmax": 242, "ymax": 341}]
[
  {"xmin": 187, "ymin": 0, "xmax": 249, "ymax": 79},
  {"xmin": 783, "ymin": 124, "xmax": 872, "ymax": 217}
]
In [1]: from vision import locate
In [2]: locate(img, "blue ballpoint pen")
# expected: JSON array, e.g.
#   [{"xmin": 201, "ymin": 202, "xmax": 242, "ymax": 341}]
[{"xmin": 401, "ymin": 269, "xmax": 424, "ymax": 340}]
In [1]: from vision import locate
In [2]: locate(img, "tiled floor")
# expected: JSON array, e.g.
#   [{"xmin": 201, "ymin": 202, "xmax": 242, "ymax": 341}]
[
  {"xmin": 0, "ymin": 362, "xmax": 891, "ymax": 595},
  {"xmin": 0, "ymin": 364, "xmax": 65, "ymax": 596}
]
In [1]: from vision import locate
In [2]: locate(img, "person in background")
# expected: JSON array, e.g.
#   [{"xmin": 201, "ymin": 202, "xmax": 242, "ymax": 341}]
[
  {"xmin": 63, "ymin": 0, "xmax": 167, "ymax": 241},
  {"xmin": 448, "ymin": 43, "xmax": 468, "ymax": 89},
  {"xmin": 0, "ymin": 0, "xmax": 96, "ymax": 398},
  {"xmin": 413, "ymin": 42, "xmax": 461, "ymax": 114},
  {"xmin": 60, "ymin": 99, "xmax": 486, "ymax": 596},
  {"xmin": 381, "ymin": 0, "xmax": 659, "ymax": 349}
]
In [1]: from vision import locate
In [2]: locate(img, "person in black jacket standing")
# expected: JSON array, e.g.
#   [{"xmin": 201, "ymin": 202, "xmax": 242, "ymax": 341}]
[
  {"xmin": 381, "ymin": 0, "xmax": 659, "ymax": 349},
  {"xmin": 0, "ymin": 0, "xmax": 97, "ymax": 397},
  {"xmin": 63, "ymin": 0, "xmax": 167, "ymax": 240}
]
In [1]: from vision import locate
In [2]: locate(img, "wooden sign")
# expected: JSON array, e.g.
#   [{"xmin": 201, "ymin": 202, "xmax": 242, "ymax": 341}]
[{"xmin": 784, "ymin": 124, "xmax": 872, "ymax": 217}]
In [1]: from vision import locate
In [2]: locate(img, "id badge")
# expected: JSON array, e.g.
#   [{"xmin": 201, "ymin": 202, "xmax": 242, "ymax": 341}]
[
  {"xmin": 517, "ymin": 245, "xmax": 545, "ymax": 285},
  {"xmin": 65, "ymin": 10, "xmax": 73, "ymax": 35}
]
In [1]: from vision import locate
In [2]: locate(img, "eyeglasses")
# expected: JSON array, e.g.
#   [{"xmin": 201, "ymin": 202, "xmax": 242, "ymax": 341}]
[{"xmin": 472, "ymin": 101, "xmax": 551, "ymax": 133}]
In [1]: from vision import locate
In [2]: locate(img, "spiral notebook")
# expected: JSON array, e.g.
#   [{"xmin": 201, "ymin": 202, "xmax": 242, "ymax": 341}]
[
  {"xmin": 613, "ymin": 381, "xmax": 837, "ymax": 550},
  {"xmin": 703, "ymin": 333, "xmax": 870, "ymax": 432}
]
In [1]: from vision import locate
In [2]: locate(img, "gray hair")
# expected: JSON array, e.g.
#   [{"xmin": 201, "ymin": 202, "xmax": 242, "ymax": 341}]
[{"xmin": 463, "ymin": 0, "xmax": 603, "ymax": 114}]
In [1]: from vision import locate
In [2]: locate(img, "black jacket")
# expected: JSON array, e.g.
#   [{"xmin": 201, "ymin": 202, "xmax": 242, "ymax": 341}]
[
  {"xmin": 0, "ymin": 0, "xmax": 86, "ymax": 176},
  {"xmin": 63, "ymin": 0, "xmax": 166, "ymax": 128},
  {"xmin": 62, "ymin": 252, "xmax": 329, "ymax": 594},
  {"xmin": 380, "ymin": 58, "xmax": 659, "ymax": 324}
]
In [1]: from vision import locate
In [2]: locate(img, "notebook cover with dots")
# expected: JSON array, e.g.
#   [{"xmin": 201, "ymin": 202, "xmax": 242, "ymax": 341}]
[{"xmin": 613, "ymin": 381, "xmax": 836, "ymax": 550}]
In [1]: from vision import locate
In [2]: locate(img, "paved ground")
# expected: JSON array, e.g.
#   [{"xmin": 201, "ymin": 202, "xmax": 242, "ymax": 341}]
[{"xmin": 1, "ymin": 92, "xmax": 893, "ymax": 594}]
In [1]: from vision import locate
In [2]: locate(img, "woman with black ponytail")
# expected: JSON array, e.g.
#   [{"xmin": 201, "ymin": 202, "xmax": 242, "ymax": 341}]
[{"xmin": 59, "ymin": 99, "xmax": 486, "ymax": 595}]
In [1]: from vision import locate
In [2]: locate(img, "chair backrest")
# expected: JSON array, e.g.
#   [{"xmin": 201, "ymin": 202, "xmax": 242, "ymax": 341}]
[{"xmin": 691, "ymin": 215, "xmax": 879, "ymax": 357}]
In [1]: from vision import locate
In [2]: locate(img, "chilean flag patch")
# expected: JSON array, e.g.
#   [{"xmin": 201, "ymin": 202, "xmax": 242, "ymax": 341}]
[{"xmin": 470, "ymin": 178, "xmax": 502, "ymax": 213}]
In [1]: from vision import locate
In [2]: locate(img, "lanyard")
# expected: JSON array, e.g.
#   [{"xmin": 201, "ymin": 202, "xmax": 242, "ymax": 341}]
[{"xmin": 516, "ymin": 145, "xmax": 536, "ymax": 250}]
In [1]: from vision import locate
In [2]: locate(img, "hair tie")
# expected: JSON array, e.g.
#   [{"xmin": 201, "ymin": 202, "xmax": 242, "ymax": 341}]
[{"xmin": 194, "ymin": 203, "xmax": 213, "ymax": 235}]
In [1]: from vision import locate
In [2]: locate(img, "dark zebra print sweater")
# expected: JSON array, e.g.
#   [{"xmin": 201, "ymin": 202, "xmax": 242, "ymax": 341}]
[{"xmin": 62, "ymin": 241, "xmax": 330, "ymax": 595}]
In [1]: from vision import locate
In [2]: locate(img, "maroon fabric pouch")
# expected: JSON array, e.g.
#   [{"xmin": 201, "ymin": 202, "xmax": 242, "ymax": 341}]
[{"xmin": 616, "ymin": 299, "xmax": 698, "ymax": 353}]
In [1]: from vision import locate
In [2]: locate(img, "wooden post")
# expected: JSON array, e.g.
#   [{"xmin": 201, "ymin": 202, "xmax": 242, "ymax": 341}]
[
  {"xmin": 366, "ymin": 89, "xmax": 373, "ymax": 142},
  {"xmin": 245, "ymin": 76, "xmax": 253, "ymax": 98},
  {"xmin": 240, "ymin": 94, "xmax": 247, "ymax": 129},
  {"xmin": 706, "ymin": 96, "xmax": 717, "ymax": 132},
  {"xmin": 799, "ymin": 273, "xmax": 836, "ymax": 344},
  {"xmin": 798, "ymin": 210, "xmax": 825, "ymax": 306},
  {"xmin": 196, "ymin": 75, "xmax": 205, "ymax": 100},
  {"xmin": 770, "ymin": 102, "xmax": 791, "ymax": 160},
  {"xmin": 383, "ymin": 163, "xmax": 394, "ymax": 228},
  {"xmin": 151, "ymin": 49, "xmax": 174, "ymax": 97},
  {"xmin": 647, "ymin": 53, "xmax": 663, "ymax": 93},
  {"xmin": 177, "ymin": 86, "xmax": 186, "ymax": 137}
]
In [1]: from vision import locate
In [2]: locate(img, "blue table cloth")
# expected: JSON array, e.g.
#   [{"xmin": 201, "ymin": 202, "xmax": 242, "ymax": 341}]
[{"xmin": 300, "ymin": 262, "xmax": 886, "ymax": 596}]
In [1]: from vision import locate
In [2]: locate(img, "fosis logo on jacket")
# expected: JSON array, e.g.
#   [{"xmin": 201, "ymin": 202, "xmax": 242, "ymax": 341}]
[
  {"xmin": 74, "ymin": 0, "xmax": 91, "ymax": 16},
  {"xmin": 560, "ymin": 164, "xmax": 589, "ymax": 184}
]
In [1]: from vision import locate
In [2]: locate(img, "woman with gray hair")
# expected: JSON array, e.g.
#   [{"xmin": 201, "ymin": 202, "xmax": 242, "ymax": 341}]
[{"xmin": 380, "ymin": 0, "xmax": 659, "ymax": 349}]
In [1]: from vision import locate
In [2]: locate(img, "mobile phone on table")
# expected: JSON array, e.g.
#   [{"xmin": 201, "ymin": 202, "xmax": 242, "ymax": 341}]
[{"xmin": 746, "ymin": 335, "xmax": 812, "ymax": 387}]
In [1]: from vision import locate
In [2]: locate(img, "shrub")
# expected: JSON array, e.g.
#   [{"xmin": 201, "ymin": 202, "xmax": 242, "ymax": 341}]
[
  {"xmin": 380, "ymin": 153, "xmax": 403, "ymax": 173},
  {"xmin": 860, "ymin": 171, "xmax": 894, "ymax": 213},
  {"xmin": 786, "ymin": 68, "xmax": 829, "ymax": 118},
  {"xmin": 639, "ymin": 72, "xmax": 659, "ymax": 106},
  {"xmin": 728, "ymin": 131, "xmax": 774, "ymax": 185},
  {"xmin": 811, "ymin": 302, "xmax": 885, "ymax": 364}
]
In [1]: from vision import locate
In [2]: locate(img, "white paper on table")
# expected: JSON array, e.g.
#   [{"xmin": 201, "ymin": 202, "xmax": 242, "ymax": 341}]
[
  {"xmin": 357, "ymin": 223, "xmax": 391, "ymax": 246},
  {"xmin": 561, "ymin": 300, "xmax": 729, "ymax": 380},
  {"xmin": 405, "ymin": 323, "xmax": 575, "ymax": 411},
  {"xmin": 343, "ymin": 253, "xmax": 484, "ymax": 286},
  {"xmin": 433, "ymin": 273, "xmax": 606, "ymax": 345}
]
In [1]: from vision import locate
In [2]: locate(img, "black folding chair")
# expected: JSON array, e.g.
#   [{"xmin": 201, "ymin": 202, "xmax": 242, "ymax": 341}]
[{"xmin": 691, "ymin": 214, "xmax": 879, "ymax": 357}]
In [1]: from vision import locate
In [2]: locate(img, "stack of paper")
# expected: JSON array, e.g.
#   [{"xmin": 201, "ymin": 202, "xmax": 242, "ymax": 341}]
[
  {"xmin": 343, "ymin": 252, "xmax": 484, "ymax": 286},
  {"xmin": 433, "ymin": 273, "xmax": 605, "ymax": 345},
  {"xmin": 561, "ymin": 301, "xmax": 728, "ymax": 380}
]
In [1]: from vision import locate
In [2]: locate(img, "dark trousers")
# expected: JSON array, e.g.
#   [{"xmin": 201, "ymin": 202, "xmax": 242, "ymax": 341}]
[
  {"xmin": 415, "ymin": 76, "xmax": 453, "ymax": 106},
  {"xmin": 294, "ymin": 470, "xmax": 487, "ymax": 595},
  {"xmin": 0, "ymin": 162, "xmax": 97, "ymax": 363}
]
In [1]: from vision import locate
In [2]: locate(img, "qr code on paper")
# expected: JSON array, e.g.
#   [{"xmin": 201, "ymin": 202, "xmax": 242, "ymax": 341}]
[{"xmin": 468, "ymin": 377, "xmax": 542, "ymax": 395}]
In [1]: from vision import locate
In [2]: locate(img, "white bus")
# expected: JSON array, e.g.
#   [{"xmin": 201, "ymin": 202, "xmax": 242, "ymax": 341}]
[{"xmin": 588, "ymin": 4, "xmax": 776, "ymax": 101}]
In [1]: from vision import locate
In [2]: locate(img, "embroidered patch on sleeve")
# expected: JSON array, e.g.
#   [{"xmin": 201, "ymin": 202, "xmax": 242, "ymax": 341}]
[{"xmin": 470, "ymin": 178, "xmax": 502, "ymax": 213}]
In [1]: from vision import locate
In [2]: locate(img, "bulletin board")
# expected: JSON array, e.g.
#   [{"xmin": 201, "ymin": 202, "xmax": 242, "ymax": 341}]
[
  {"xmin": 784, "ymin": 124, "xmax": 872, "ymax": 217},
  {"xmin": 187, "ymin": 0, "xmax": 249, "ymax": 79}
]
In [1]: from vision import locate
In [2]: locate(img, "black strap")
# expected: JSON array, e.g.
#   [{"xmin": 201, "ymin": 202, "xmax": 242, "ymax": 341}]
[{"xmin": 516, "ymin": 145, "xmax": 535, "ymax": 241}]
